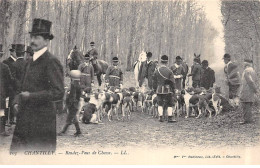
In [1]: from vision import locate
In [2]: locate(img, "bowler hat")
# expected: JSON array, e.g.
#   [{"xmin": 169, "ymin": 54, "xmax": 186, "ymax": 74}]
[
  {"xmin": 90, "ymin": 42, "xmax": 95, "ymax": 46},
  {"xmin": 244, "ymin": 58, "xmax": 253, "ymax": 63},
  {"xmin": 84, "ymin": 53, "xmax": 90, "ymax": 60},
  {"xmin": 0, "ymin": 44, "xmax": 4, "ymax": 53},
  {"xmin": 25, "ymin": 46, "xmax": 34, "ymax": 56},
  {"xmin": 223, "ymin": 53, "xmax": 231, "ymax": 59},
  {"xmin": 202, "ymin": 60, "xmax": 208, "ymax": 65},
  {"xmin": 15, "ymin": 44, "xmax": 25, "ymax": 53},
  {"xmin": 9, "ymin": 44, "xmax": 16, "ymax": 52},
  {"xmin": 176, "ymin": 56, "xmax": 182, "ymax": 60},
  {"xmin": 147, "ymin": 52, "xmax": 152, "ymax": 58},
  {"xmin": 112, "ymin": 57, "xmax": 119, "ymax": 62},
  {"xmin": 161, "ymin": 55, "xmax": 168, "ymax": 62},
  {"xmin": 29, "ymin": 18, "xmax": 54, "ymax": 40}
]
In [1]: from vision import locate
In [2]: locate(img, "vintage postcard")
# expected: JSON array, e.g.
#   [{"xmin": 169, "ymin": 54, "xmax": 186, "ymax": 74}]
[{"xmin": 0, "ymin": 0, "xmax": 259, "ymax": 165}]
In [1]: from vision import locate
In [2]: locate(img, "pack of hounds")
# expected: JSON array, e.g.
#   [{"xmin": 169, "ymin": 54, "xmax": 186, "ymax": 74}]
[{"xmin": 63, "ymin": 84, "xmax": 234, "ymax": 124}]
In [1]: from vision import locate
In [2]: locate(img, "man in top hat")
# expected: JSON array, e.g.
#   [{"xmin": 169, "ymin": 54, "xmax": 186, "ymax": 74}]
[
  {"xmin": 78, "ymin": 54, "xmax": 94, "ymax": 93},
  {"xmin": 200, "ymin": 60, "xmax": 215, "ymax": 90},
  {"xmin": 12, "ymin": 44, "xmax": 26, "ymax": 94},
  {"xmin": 188, "ymin": 57, "xmax": 202, "ymax": 88},
  {"xmin": 105, "ymin": 57, "xmax": 123, "ymax": 88},
  {"xmin": 2, "ymin": 44, "xmax": 18, "ymax": 125},
  {"xmin": 138, "ymin": 52, "xmax": 156, "ymax": 92},
  {"xmin": 239, "ymin": 58, "xmax": 259, "ymax": 124},
  {"xmin": 0, "ymin": 44, "xmax": 14, "ymax": 136},
  {"xmin": 86, "ymin": 42, "xmax": 98, "ymax": 73},
  {"xmin": 152, "ymin": 55, "xmax": 176, "ymax": 123},
  {"xmin": 25, "ymin": 46, "xmax": 34, "ymax": 61},
  {"xmin": 170, "ymin": 56, "xmax": 185, "ymax": 91},
  {"xmin": 223, "ymin": 53, "xmax": 240, "ymax": 106},
  {"xmin": 10, "ymin": 18, "xmax": 64, "ymax": 153}
]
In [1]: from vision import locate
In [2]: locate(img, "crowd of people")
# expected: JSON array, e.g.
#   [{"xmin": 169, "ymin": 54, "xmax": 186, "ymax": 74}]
[{"xmin": 0, "ymin": 18, "xmax": 259, "ymax": 154}]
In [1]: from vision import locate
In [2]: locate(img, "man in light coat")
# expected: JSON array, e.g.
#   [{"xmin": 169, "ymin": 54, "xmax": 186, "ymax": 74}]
[{"xmin": 239, "ymin": 59, "xmax": 259, "ymax": 124}]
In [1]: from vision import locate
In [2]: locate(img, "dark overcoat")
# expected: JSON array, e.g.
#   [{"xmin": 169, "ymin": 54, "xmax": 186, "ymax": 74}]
[
  {"xmin": 0, "ymin": 62, "xmax": 13, "ymax": 109},
  {"xmin": 12, "ymin": 58, "xmax": 26, "ymax": 93},
  {"xmin": 200, "ymin": 67, "xmax": 215, "ymax": 90},
  {"xmin": 138, "ymin": 61, "xmax": 156, "ymax": 89},
  {"xmin": 10, "ymin": 50, "xmax": 64, "ymax": 152}
]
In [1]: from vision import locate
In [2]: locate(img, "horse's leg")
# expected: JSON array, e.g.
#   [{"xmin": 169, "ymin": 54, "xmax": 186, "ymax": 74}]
[{"xmin": 97, "ymin": 74, "xmax": 102, "ymax": 86}]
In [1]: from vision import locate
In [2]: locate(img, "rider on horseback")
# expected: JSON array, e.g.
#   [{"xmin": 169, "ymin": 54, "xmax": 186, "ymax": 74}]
[
  {"xmin": 87, "ymin": 42, "xmax": 98, "ymax": 74},
  {"xmin": 78, "ymin": 54, "xmax": 94, "ymax": 93}
]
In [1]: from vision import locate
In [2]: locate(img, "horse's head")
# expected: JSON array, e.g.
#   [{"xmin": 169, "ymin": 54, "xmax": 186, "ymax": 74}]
[
  {"xmin": 66, "ymin": 48, "xmax": 84, "ymax": 70},
  {"xmin": 138, "ymin": 51, "xmax": 147, "ymax": 62},
  {"xmin": 194, "ymin": 53, "xmax": 201, "ymax": 64},
  {"xmin": 194, "ymin": 53, "xmax": 200, "ymax": 59}
]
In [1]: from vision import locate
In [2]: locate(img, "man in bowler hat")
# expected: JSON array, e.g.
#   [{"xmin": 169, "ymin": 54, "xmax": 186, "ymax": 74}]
[
  {"xmin": 239, "ymin": 59, "xmax": 259, "ymax": 124},
  {"xmin": 105, "ymin": 57, "xmax": 123, "ymax": 88},
  {"xmin": 153, "ymin": 55, "xmax": 176, "ymax": 123},
  {"xmin": 223, "ymin": 53, "xmax": 240, "ymax": 106},
  {"xmin": 10, "ymin": 18, "xmax": 64, "ymax": 153},
  {"xmin": 12, "ymin": 44, "xmax": 26, "ymax": 94},
  {"xmin": 87, "ymin": 42, "xmax": 99, "ymax": 73},
  {"xmin": 138, "ymin": 52, "xmax": 156, "ymax": 92},
  {"xmin": 0, "ymin": 44, "xmax": 14, "ymax": 136}
]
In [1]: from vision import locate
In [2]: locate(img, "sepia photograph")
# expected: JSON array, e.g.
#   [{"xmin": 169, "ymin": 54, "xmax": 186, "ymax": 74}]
[{"xmin": 0, "ymin": 0, "xmax": 260, "ymax": 165}]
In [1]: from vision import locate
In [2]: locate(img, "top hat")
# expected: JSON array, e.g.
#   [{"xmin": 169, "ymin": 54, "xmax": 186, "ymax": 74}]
[
  {"xmin": 29, "ymin": 18, "xmax": 54, "ymax": 40},
  {"xmin": 112, "ymin": 57, "xmax": 119, "ymax": 62},
  {"xmin": 176, "ymin": 56, "xmax": 182, "ymax": 60},
  {"xmin": 84, "ymin": 53, "xmax": 90, "ymax": 60},
  {"xmin": 0, "ymin": 44, "xmax": 4, "ymax": 53},
  {"xmin": 9, "ymin": 44, "xmax": 16, "ymax": 52},
  {"xmin": 223, "ymin": 53, "xmax": 231, "ymax": 60},
  {"xmin": 90, "ymin": 42, "xmax": 95, "ymax": 46},
  {"xmin": 147, "ymin": 52, "xmax": 152, "ymax": 58},
  {"xmin": 244, "ymin": 58, "xmax": 253, "ymax": 63},
  {"xmin": 161, "ymin": 55, "xmax": 168, "ymax": 62},
  {"xmin": 15, "ymin": 44, "xmax": 25, "ymax": 53},
  {"xmin": 25, "ymin": 46, "xmax": 34, "ymax": 56}
]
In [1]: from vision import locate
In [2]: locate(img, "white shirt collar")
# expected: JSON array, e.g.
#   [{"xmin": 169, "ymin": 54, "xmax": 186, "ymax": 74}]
[
  {"xmin": 33, "ymin": 47, "xmax": 47, "ymax": 61},
  {"xmin": 10, "ymin": 55, "xmax": 17, "ymax": 62},
  {"xmin": 17, "ymin": 57, "xmax": 24, "ymax": 60},
  {"xmin": 174, "ymin": 63, "xmax": 180, "ymax": 68},
  {"xmin": 227, "ymin": 61, "xmax": 231, "ymax": 67}
]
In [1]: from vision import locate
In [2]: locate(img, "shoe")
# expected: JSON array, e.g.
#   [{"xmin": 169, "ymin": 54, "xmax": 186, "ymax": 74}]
[
  {"xmin": 74, "ymin": 132, "xmax": 82, "ymax": 137},
  {"xmin": 159, "ymin": 116, "xmax": 163, "ymax": 122},
  {"xmin": 168, "ymin": 116, "xmax": 176, "ymax": 123},
  {"xmin": 0, "ymin": 132, "xmax": 10, "ymax": 136}
]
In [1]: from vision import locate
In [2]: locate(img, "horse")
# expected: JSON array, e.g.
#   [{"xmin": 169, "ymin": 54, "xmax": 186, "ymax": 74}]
[
  {"xmin": 133, "ymin": 51, "xmax": 147, "ymax": 88},
  {"xmin": 66, "ymin": 46, "xmax": 84, "ymax": 75},
  {"xmin": 66, "ymin": 46, "xmax": 108, "ymax": 87},
  {"xmin": 90, "ymin": 58, "xmax": 109, "ymax": 87}
]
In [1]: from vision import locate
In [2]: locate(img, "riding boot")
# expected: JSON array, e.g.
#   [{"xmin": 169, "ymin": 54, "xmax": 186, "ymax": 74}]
[
  {"xmin": 58, "ymin": 123, "xmax": 70, "ymax": 135},
  {"xmin": 0, "ymin": 117, "xmax": 9, "ymax": 136},
  {"xmin": 74, "ymin": 122, "xmax": 81, "ymax": 136},
  {"xmin": 168, "ymin": 116, "xmax": 176, "ymax": 123}
]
